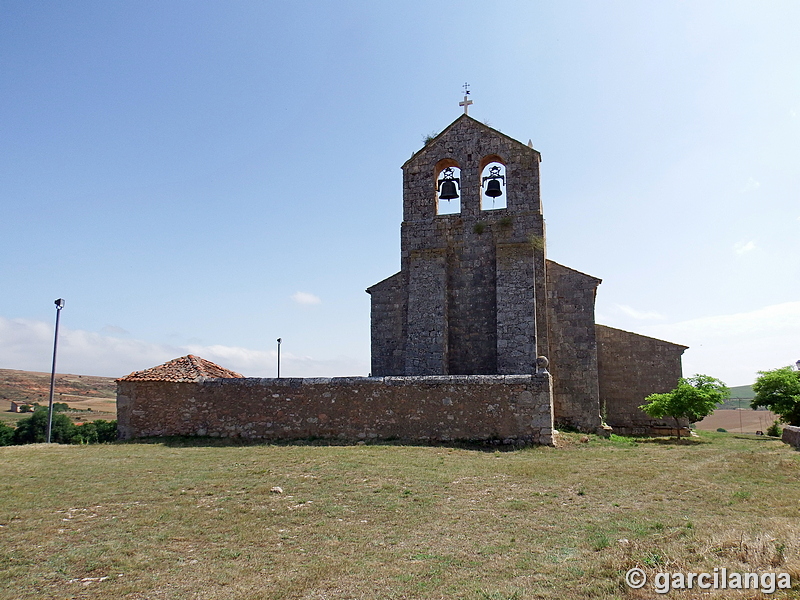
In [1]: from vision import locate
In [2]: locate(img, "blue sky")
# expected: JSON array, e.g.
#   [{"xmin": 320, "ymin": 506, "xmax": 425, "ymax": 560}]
[{"xmin": 1, "ymin": 0, "xmax": 798, "ymax": 386}]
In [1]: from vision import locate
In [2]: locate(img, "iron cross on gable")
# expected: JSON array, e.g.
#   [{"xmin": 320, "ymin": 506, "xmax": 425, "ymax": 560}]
[{"xmin": 459, "ymin": 82, "xmax": 473, "ymax": 115}]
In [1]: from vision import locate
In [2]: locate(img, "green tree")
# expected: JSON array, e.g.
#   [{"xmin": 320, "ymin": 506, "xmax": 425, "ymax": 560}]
[
  {"xmin": 12, "ymin": 410, "xmax": 76, "ymax": 444},
  {"xmin": 94, "ymin": 420, "xmax": 117, "ymax": 443},
  {"xmin": 0, "ymin": 421, "xmax": 15, "ymax": 446},
  {"xmin": 751, "ymin": 367, "xmax": 800, "ymax": 426},
  {"xmin": 72, "ymin": 420, "xmax": 117, "ymax": 444},
  {"xmin": 639, "ymin": 375, "xmax": 729, "ymax": 439}
]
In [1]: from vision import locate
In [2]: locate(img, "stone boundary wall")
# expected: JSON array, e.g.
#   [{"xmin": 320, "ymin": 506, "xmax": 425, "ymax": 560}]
[
  {"xmin": 782, "ymin": 425, "xmax": 800, "ymax": 448},
  {"xmin": 117, "ymin": 374, "xmax": 554, "ymax": 446}
]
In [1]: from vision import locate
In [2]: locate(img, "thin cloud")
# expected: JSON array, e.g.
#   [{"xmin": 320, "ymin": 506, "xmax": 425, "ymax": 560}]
[
  {"xmin": 639, "ymin": 301, "xmax": 800, "ymax": 386},
  {"xmin": 733, "ymin": 240, "xmax": 756, "ymax": 255},
  {"xmin": 740, "ymin": 177, "xmax": 760, "ymax": 193},
  {"xmin": 615, "ymin": 304, "xmax": 666, "ymax": 320},
  {"xmin": 101, "ymin": 324, "xmax": 130, "ymax": 336},
  {"xmin": 0, "ymin": 317, "xmax": 367, "ymax": 378},
  {"xmin": 291, "ymin": 291, "xmax": 321, "ymax": 305}
]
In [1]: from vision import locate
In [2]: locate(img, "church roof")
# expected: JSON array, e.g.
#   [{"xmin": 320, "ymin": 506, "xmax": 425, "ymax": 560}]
[
  {"xmin": 546, "ymin": 259, "xmax": 603, "ymax": 285},
  {"xmin": 403, "ymin": 114, "xmax": 541, "ymax": 168},
  {"xmin": 118, "ymin": 355, "xmax": 243, "ymax": 382},
  {"xmin": 595, "ymin": 324, "xmax": 690, "ymax": 350}
]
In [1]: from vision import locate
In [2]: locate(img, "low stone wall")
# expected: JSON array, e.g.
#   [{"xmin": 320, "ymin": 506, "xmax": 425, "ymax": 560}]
[
  {"xmin": 117, "ymin": 374, "xmax": 554, "ymax": 446},
  {"xmin": 782, "ymin": 425, "xmax": 800, "ymax": 448}
]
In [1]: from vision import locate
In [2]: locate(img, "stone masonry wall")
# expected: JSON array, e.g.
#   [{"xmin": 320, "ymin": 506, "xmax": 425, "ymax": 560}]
[
  {"xmin": 782, "ymin": 425, "xmax": 800, "ymax": 448},
  {"xmin": 367, "ymin": 272, "xmax": 406, "ymax": 376},
  {"xmin": 405, "ymin": 249, "xmax": 448, "ymax": 375},
  {"xmin": 496, "ymin": 243, "xmax": 536, "ymax": 374},
  {"xmin": 596, "ymin": 324, "xmax": 687, "ymax": 434},
  {"xmin": 392, "ymin": 115, "xmax": 546, "ymax": 375},
  {"xmin": 545, "ymin": 261, "xmax": 603, "ymax": 431},
  {"xmin": 117, "ymin": 375, "xmax": 554, "ymax": 446}
]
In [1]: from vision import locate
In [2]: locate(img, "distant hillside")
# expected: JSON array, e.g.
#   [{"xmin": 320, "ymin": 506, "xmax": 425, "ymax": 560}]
[
  {"xmin": 0, "ymin": 368, "xmax": 116, "ymax": 406},
  {"xmin": 728, "ymin": 384, "xmax": 755, "ymax": 400},
  {"xmin": 716, "ymin": 384, "xmax": 757, "ymax": 410}
]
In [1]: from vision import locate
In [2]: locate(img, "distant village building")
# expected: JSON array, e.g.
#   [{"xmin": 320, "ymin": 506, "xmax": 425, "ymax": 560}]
[{"xmin": 9, "ymin": 401, "xmax": 32, "ymax": 413}]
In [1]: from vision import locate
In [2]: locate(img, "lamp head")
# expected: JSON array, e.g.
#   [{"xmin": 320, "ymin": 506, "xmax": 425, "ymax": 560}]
[{"xmin": 54, "ymin": 299, "xmax": 65, "ymax": 309}]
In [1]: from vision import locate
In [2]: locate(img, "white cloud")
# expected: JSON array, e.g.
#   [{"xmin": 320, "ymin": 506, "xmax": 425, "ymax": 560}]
[
  {"xmin": 740, "ymin": 177, "xmax": 760, "ymax": 193},
  {"xmin": 101, "ymin": 324, "xmax": 130, "ymax": 335},
  {"xmin": 639, "ymin": 302, "xmax": 800, "ymax": 386},
  {"xmin": 733, "ymin": 240, "xmax": 756, "ymax": 255},
  {"xmin": 291, "ymin": 291, "xmax": 321, "ymax": 305},
  {"xmin": 0, "ymin": 317, "xmax": 367, "ymax": 379},
  {"xmin": 615, "ymin": 304, "xmax": 666, "ymax": 320}
]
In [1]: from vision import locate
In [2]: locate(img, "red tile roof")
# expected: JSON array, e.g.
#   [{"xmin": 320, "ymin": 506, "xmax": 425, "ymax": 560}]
[{"xmin": 118, "ymin": 355, "xmax": 243, "ymax": 382}]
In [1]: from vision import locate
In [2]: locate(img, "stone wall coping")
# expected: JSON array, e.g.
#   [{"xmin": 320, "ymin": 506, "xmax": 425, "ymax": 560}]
[{"xmin": 171, "ymin": 374, "xmax": 549, "ymax": 387}]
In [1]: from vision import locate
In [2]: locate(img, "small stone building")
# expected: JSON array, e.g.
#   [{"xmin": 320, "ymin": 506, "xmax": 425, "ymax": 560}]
[{"xmin": 367, "ymin": 114, "xmax": 687, "ymax": 433}]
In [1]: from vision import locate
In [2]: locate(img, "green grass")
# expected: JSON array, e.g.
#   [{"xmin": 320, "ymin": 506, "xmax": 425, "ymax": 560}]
[{"xmin": 1, "ymin": 432, "xmax": 799, "ymax": 599}]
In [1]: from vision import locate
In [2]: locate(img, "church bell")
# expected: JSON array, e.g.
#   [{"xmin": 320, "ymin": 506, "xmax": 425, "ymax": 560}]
[
  {"xmin": 482, "ymin": 165, "xmax": 505, "ymax": 199},
  {"xmin": 484, "ymin": 179, "xmax": 502, "ymax": 198},
  {"xmin": 439, "ymin": 179, "xmax": 459, "ymax": 200},
  {"xmin": 437, "ymin": 167, "xmax": 460, "ymax": 200}
]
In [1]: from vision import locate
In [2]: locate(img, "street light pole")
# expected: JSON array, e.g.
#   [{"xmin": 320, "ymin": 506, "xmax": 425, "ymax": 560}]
[
  {"xmin": 46, "ymin": 299, "xmax": 65, "ymax": 443},
  {"xmin": 277, "ymin": 338, "xmax": 282, "ymax": 379}
]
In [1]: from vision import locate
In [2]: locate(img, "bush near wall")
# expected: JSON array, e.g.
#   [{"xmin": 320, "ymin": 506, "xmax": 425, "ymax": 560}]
[{"xmin": 2, "ymin": 411, "xmax": 117, "ymax": 445}]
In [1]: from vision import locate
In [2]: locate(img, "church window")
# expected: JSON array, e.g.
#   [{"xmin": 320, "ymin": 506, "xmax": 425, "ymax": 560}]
[
  {"xmin": 480, "ymin": 158, "xmax": 506, "ymax": 210},
  {"xmin": 435, "ymin": 160, "xmax": 461, "ymax": 215}
]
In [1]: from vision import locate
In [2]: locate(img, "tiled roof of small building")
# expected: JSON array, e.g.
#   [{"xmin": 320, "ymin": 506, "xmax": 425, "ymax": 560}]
[{"xmin": 118, "ymin": 355, "xmax": 243, "ymax": 382}]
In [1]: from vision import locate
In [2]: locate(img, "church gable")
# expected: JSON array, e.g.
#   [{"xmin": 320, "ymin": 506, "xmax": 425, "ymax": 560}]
[{"xmin": 402, "ymin": 115, "xmax": 543, "ymax": 221}]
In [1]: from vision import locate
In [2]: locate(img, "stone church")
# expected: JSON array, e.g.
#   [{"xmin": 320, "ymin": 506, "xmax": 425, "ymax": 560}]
[
  {"xmin": 117, "ymin": 109, "xmax": 689, "ymax": 443},
  {"xmin": 367, "ymin": 112, "xmax": 687, "ymax": 434}
]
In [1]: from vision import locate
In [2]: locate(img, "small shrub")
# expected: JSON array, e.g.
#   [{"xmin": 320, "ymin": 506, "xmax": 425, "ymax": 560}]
[
  {"xmin": 642, "ymin": 551, "xmax": 665, "ymax": 567},
  {"xmin": 499, "ymin": 216, "xmax": 513, "ymax": 228},
  {"xmin": 73, "ymin": 420, "xmax": 117, "ymax": 444},
  {"xmin": 716, "ymin": 427, "xmax": 727, "ymax": 432},
  {"xmin": 766, "ymin": 421, "xmax": 782, "ymax": 437},
  {"xmin": 12, "ymin": 410, "xmax": 75, "ymax": 444},
  {"xmin": 588, "ymin": 531, "xmax": 610, "ymax": 551},
  {"xmin": 473, "ymin": 222, "xmax": 487, "ymax": 234},
  {"xmin": 0, "ymin": 421, "xmax": 14, "ymax": 446},
  {"xmin": 528, "ymin": 235, "xmax": 544, "ymax": 250}
]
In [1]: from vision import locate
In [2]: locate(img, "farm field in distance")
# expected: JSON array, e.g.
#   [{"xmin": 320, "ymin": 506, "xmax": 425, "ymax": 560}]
[
  {"xmin": 695, "ymin": 409, "xmax": 779, "ymax": 434},
  {"xmin": 0, "ymin": 369, "xmax": 117, "ymax": 426},
  {"xmin": 1, "ymin": 431, "xmax": 799, "ymax": 599}
]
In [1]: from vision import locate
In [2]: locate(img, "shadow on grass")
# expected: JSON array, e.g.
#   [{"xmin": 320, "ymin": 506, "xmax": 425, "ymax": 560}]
[
  {"xmin": 118, "ymin": 435, "xmax": 527, "ymax": 452},
  {"xmin": 633, "ymin": 437, "xmax": 708, "ymax": 446}
]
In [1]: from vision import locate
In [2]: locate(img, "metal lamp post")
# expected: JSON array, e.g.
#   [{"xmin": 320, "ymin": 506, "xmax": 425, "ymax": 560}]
[
  {"xmin": 46, "ymin": 298, "xmax": 65, "ymax": 443},
  {"xmin": 277, "ymin": 338, "xmax": 282, "ymax": 379}
]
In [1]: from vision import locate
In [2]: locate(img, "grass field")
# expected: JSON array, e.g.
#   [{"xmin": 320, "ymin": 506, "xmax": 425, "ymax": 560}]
[{"xmin": 2, "ymin": 432, "xmax": 799, "ymax": 599}]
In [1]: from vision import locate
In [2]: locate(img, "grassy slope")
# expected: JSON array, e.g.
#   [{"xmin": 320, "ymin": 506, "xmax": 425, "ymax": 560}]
[
  {"xmin": 0, "ymin": 369, "xmax": 117, "ymax": 425},
  {"xmin": 1, "ymin": 433, "xmax": 799, "ymax": 600}
]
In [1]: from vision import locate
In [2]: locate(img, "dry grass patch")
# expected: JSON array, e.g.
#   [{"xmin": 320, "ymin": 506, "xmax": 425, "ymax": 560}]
[{"xmin": 1, "ymin": 432, "xmax": 799, "ymax": 599}]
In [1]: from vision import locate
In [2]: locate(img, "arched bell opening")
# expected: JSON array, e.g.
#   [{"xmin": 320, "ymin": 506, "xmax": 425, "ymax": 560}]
[
  {"xmin": 480, "ymin": 157, "xmax": 507, "ymax": 211},
  {"xmin": 434, "ymin": 159, "xmax": 461, "ymax": 215}
]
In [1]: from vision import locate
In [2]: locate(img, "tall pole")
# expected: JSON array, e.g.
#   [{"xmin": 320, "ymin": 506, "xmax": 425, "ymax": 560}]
[
  {"xmin": 276, "ymin": 338, "xmax": 282, "ymax": 379},
  {"xmin": 46, "ymin": 299, "xmax": 65, "ymax": 443}
]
